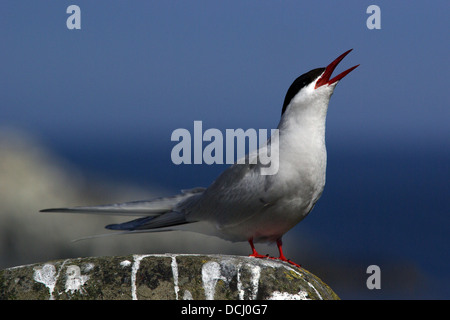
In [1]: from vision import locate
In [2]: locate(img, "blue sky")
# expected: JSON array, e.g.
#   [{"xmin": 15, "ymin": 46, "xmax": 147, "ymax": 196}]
[
  {"xmin": 2, "ymin": 1, "xmax": 447, "ymax": 150},
  {"xmin": 1, "ymin": 1, "xmax": 449, "ymax": 299}
]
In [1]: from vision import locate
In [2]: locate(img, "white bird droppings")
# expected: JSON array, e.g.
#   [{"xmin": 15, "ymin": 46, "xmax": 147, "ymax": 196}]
[
  {"xmin": 202, "ymin": 261, "xmax": 224, "ymax": 300},
  {"xmin": 183, "ymin": 290, "xmax": 193, "ymax": 300},
  {"xmin": 268, "ymin": 290, "xmax": 311, "ymax": 300},
  {"xmin": 131, "ymin": 254, "xmax": 149, "ymax": 300},
  {"xmin": 28, "ymin": 255, "xmax": 327, "ymax": 300},
  {"xmin": 65, "ymin": 265, "xmax": 90, "ymax": 294},
  {"xmin": 250, "ymin": 265, "xmax": 261, "ymax": 300},
  {"xmin": 171, "ymin": 256, "xmax": 180, "ymax": 300},
  {"xmin": 33, "ymin": 264, "xmax": 57, "ymax": 300},
  {"xmin": 308, "ymin": 281, "xmax": 323, "ymax": 300},
  {"xmin": 83, "ymin": 263, "xmax": 95, "ymax": 272},
  {"xmin": 120, "ymin": 260, "xmax": 132, "ymax": 268}
]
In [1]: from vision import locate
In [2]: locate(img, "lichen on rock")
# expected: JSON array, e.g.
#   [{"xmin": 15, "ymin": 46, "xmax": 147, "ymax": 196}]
[{"xmin": 0, "ymin": 254, "xmax": 339, "ymax": 300}]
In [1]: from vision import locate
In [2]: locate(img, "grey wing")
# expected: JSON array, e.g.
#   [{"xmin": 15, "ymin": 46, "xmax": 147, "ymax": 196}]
[
  {"xmin": 185, "ymin": 161, "xmax": 278, "ymax": 228},
  {"xmin": 105, "ymin": 211, "xmax": 192, "ymax": 231},
  {"xmin": 104, "ymin": 188, "xmax": 208, "ymax": 232}
]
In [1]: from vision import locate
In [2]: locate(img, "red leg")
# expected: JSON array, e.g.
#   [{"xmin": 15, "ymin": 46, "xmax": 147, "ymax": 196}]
[
  {"xmin": 248, "ymin": 238, "xmax": 268, "ymax": 259},
  {"xmin": 275, "ymin": 238, "xmax": 302, "ymax": 268},
  {"xmin": 276, "ymin": 239, "xmax": 288, "ymax": 261}
]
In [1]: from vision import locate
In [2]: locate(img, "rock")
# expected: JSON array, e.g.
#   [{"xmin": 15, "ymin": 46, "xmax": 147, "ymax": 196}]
[{"xmin": 0, "ymin": 254, "xmax": 339, "ymax": 300}]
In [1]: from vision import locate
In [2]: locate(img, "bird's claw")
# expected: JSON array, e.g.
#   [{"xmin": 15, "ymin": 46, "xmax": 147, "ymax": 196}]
[{"xmin": 249, "ymin": 254, "xmax": 301, "ymax": 268}]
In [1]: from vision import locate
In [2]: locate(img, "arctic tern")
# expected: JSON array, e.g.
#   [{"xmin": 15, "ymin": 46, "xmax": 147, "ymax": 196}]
[{"xmin": 41, "ymin": 49, "xmax": 359, "ymax": 268}]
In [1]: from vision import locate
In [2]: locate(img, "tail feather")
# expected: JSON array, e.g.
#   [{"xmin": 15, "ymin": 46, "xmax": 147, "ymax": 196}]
[
  {"xmin": 40, "ymin": 187, "xmax": 206, "ymax": 216},
  {"xmin": 41, "ymin": 187, "xmax": 205, "ymax": 241},
  {"xmin": 40, "ymin": 201, "xmax": 169, "ymax": 216}
]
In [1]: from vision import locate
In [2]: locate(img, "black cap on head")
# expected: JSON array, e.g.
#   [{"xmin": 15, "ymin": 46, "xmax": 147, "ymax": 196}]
[{"xmin": 281, "ymin": 68, "xmax": 325, "ymax": 115}]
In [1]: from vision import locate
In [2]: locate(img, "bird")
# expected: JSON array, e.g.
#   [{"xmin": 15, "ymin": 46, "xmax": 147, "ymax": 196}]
[{"xmin": 41, "ymin": 49, "xmax": 359, "ymax": 268}]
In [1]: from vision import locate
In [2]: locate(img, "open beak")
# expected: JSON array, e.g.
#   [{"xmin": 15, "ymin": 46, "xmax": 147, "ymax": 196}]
[{"xmin": 315, "ymin": 49, "xmax": 359, "ymax": 89}]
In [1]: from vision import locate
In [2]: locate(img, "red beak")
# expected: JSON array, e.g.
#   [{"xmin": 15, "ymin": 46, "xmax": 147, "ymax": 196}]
[{"xmin": 315, "ymin": 49, "xmax": 359, "ymax": 89}]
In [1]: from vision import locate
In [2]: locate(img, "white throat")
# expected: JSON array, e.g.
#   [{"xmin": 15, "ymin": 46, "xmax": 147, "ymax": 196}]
[{"xmin": 273, "ymin": 81, "xmax": 336, "ymax": 194}]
